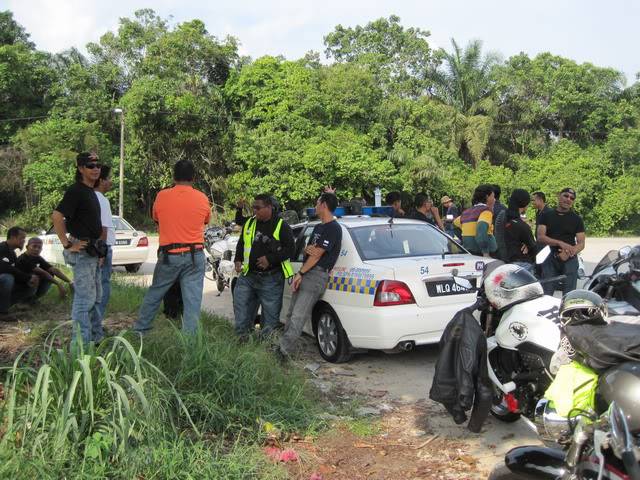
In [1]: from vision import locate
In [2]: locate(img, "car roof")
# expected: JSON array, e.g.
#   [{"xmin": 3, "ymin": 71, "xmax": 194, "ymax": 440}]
[{"xmin": 292, "ymin": 216, "xmax": 428, "ymax": 229}]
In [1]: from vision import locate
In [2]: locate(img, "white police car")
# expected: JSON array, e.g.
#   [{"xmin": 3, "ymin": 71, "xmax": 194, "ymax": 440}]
[{"xmin": 282, "ymin": 217, "xmax": 488, "ymax": 363}]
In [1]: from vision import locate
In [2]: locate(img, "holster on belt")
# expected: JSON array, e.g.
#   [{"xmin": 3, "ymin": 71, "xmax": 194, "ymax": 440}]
[{"xmin": 158, "ymin": 243, "xmax": 204, "ymax": 265}]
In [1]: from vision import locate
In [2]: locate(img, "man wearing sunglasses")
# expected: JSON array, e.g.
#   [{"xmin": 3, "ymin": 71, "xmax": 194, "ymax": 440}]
[
  {"xmin": 233, "ymin": 194, "xmax": 295, "ymax": 341},
  {"xmin": 537, "ymin": 187, "xmax": 586, "ymax": 295},
  {"xmin": 52, "ymin": 152, "xmax": 105, "ymax": 344}
]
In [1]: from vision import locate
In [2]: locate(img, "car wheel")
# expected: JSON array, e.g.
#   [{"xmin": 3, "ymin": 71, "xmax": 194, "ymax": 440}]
[
  {"xmin": 490, "ymin": 391, "xmax": 522, "ymax": 423},
  {"xmin": 315, "ymin": 307, "xmax": 352, "ymax": 363},
  {"xmin": 125, "ymin": 263, "xmax": 142, "ymax": 273}
]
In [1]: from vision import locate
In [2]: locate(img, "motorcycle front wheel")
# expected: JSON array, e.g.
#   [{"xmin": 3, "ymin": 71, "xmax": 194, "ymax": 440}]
[{"xmin": 490, "ymin": 391, "xmax": 521, "ymax": 423}]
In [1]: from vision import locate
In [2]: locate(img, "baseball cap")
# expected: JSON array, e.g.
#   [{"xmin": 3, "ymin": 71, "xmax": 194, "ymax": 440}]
[
  {"xmin": 76, "ymin": 151, "xmax": 99, "ymax": 167},
  {"xmin": 441, "ymin": 195, "xmax": 452, "ymax": 204},
  {"xmin": 560, "ymin": 187, "xmax": 576, "ymax": 198}
]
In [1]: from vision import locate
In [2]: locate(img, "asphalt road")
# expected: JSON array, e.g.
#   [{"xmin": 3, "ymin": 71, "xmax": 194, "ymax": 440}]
[{"xmin": 127, "ymin": 236, "xmax": 639, "ymax": 472}]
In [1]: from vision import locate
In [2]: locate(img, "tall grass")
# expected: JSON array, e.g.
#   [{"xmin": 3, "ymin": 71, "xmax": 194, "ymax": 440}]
[{"xmin": 0, "ymin": 281, "xmax": 320, "ymax": 479}]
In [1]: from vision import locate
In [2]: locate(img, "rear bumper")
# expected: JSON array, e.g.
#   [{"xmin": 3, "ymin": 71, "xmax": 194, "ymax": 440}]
[
  {"xmin": 334, "ymin": 296, "xmax": 477, "ymax": 350},
  {"xmin": 112, "ymin": 247, "xmax": 149, "ymax": 266}
]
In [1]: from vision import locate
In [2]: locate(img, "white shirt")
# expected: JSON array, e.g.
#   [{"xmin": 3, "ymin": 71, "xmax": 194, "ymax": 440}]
[{"xmin": 95, "ymin": 191, "xmax": 115, "ymax": 246}]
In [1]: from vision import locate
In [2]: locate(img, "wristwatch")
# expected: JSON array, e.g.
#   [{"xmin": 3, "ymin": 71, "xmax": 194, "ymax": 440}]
[
  {"xmin": 298, "ymin": 270, "xmax": 306, "ymax": 276},
  {"xmin": 63, "ymin": 241, "xmax": 73, "ymax": 250}
]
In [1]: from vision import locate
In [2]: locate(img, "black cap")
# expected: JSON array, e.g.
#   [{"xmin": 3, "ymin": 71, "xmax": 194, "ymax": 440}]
[
  {"xmin": 76, "ymin": 152, "xmax": 98, "ymax": 167},
  {"xmin": 560, "ymin": 187, "xmax": 576, "ymax": 198}
]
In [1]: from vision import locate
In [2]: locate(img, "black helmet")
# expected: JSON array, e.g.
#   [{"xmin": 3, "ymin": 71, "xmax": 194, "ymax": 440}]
[
  {"xmin": 596, "ymin": 362, "xmax": 640, "ymax": 433},
  {"xmin": 559, "ymin": 289, "xmax": 607, "ymax": 326}
]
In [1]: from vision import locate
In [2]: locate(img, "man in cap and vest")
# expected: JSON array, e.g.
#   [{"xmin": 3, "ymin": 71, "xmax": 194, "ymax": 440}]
[{"xmin": 233, "ymin": 194, "xmax": 295, "ymax": 340}]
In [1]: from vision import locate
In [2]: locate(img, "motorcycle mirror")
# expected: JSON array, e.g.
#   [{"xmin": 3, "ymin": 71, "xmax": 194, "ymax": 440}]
[
  {"xmin": 536, "ymin": 246, "xmax": 552, "ymax": 265},
  {"xmin": 452, "ymin": 276, "xmax": 473, "ymax": 290},
  {"xmin": 619, "ymin": 245, "xmax": 632, "ymax": 258}
]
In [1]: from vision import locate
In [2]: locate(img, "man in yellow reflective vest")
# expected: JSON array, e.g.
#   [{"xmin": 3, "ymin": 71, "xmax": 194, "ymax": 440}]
[{"xmin": 233, "ymin": 194, "xmax": 295, "ymax": 340}]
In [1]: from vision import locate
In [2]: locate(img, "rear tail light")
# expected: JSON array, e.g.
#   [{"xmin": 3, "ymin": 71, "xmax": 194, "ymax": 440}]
[
  {"xmin": 137, "ymin": 236, "xmax": 149, "ymax": 247},
  {"xmin": 374, "ymin": 280, "xmax": 416, "ymax": 307}
]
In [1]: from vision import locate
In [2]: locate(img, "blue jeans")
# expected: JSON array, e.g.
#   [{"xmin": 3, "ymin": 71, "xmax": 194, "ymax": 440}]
[
  {"xmin": 135, "ymin": 250, "xmax": 205, "ymax": 334},
  {"xmin": 64, "ymin": 250, "xmax": 103, "ymax": 344},
  {"xmin": 96, "ymin": 246, "xmax": 112, "ymax": 320},
  {"xmin": 512, "ymin": 261, "xmax": 536, "ymax": 276},
  {"xmin": 0, "ymin": 274, "xmax": 34, "ymax": 313},
  {"xmin": 541, "ymin": 254, "xmax": 578, "ymax": 296},
  {"xmin": 233, "ymin": 270, "xmax": 284, "ymax": 337}
]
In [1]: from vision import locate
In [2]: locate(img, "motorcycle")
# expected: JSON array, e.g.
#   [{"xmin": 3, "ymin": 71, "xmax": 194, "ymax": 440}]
[
  {"xmin": 204, "ymin": 223, "xmax": 239, "ymax": 295},
  {"xmin": 584, "ymin": 245, "xmax": 640, "ymax": 317},
  {"xmin": 490, "ymin": 401, "xmax": 640, "ymax": 480}
]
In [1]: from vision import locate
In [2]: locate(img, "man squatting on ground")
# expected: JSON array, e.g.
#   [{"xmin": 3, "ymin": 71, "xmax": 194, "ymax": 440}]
[
  {"xmin": 0, "ymin": 227, "xmax": 39, "ymax": 322},
  {"xmin": 134, "ymin": 160, "xmax": 211, "ymax": 335},
  {"xmin": 233, "ymin": 194, "xmax": 295, "ymax": 341},
  {"xmin": 16, "ymin": 237, "xmax": 73, "ymax": 299},
  {"xmin": 52, "ymin": 152, "xmax": 106, "ymax": 344},
  {"xmin": 276, "ymin": 192, "xmax": 342, "ymax": 359}
]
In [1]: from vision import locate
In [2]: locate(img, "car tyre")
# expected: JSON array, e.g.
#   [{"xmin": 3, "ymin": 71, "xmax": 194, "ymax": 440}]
[
  {"xmin": 125, "ymin": 263, "xmax": 142, "ymax": 273},
  {"xmin": 314, "ymin": 306, "xmax": 352, "ymax": 363}
]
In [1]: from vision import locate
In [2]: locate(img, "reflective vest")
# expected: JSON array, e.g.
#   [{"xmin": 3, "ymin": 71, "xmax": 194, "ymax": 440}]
[{"xmin": 242, "ymin": 217, "xmax": 294, "ymax": 278}]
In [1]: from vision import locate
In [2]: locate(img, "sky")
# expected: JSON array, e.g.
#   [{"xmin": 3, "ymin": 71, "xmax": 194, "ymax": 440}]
[{"xmin": 7, "ymin": 0, "xmax": 640, "ymax": 83}]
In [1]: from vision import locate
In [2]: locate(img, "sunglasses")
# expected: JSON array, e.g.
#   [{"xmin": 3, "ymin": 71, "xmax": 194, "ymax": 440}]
[
  {"xmin": 83, "ymin": 162, "xmax": 102, "ymax": 169},
  {"xmin": 561, "ymin": 193, "xmax": 576, "ymax": 201}
]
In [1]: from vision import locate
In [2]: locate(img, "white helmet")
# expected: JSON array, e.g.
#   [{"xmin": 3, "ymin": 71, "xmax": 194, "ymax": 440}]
[{"xmin": 484, "ymin": 264, "xmax": 543, "ymax": 310}]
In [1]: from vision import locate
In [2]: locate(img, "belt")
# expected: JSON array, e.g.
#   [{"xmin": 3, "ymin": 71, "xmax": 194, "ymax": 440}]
[
  {"xmin": 249, "ymin": 268, "xmax": 283, "ymax": 277},
  {"xmin": 158, "ymin": 243, "xmax": 204, "ymax": 265}
]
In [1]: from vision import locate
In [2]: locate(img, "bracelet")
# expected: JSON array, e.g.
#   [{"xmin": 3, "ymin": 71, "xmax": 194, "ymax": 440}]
[{"xmin": 298, "ymin": 270, "xmax": 306, "ymax": 276}]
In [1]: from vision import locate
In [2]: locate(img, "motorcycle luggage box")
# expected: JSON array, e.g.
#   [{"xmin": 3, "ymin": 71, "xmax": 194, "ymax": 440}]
[{"xmin": 565, "ymin": 321, "xmax": 640, "ymax": 373}]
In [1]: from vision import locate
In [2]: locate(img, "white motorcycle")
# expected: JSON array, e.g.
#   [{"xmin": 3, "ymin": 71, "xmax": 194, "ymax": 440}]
[
  {"xmin": 454, "ymin": 249, "xmax": 566, "ymax": 424},
  {"xmin": 204, "ymin": 224, "xmax": 239, "ymax": 295}
]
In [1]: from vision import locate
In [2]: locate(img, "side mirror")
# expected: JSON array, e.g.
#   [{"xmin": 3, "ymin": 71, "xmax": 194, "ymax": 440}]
[
  {"xmin": 536, "ymin": 246, "xmax": 551, "ymax": 265},
  {"xmin": 619, "ymin": 245, "xmax": 632, "ymax": 258}
]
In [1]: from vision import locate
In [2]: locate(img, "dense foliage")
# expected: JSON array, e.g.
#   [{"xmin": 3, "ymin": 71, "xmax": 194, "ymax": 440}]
[{"xmin": 1, "ymin": 10, "xmax": 639, "ymax": 234}]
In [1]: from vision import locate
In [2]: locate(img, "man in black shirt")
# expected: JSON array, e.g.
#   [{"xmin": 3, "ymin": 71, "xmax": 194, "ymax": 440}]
[
  {"xmin": 233, "ymin": 194, "xmax": 295, "ymax": 339},
  {"xmin": 52, "ymin": 152, "xmax": 104, "ymax": 344},
  {"xmin": 537, "ymin": 188, "xmax": 586, "ymax": 295},
  {"xmin": 532, "ymin": 191, "xmax": 553, "ymax": 240},
  {"xmin": 16, "ymin": 237, "xmax": 74, "ymax": 300},
  {"xmin": 277, "ymin": 192, "xmax": 342, "ymax": 359},
  {"xmin": 386, "ymin": 191, "xmax": 406, "ymax": 218},
  {"xmin": 0, "ymin": 227, "xmax": 39, "ymax": 322},
  {"xmin": 441, "ymin": 196, "xmax": 460, "ymax": 238},
  {"xmin": 503, "ymin": 189, "xmax": 537, "ymax": 273}
]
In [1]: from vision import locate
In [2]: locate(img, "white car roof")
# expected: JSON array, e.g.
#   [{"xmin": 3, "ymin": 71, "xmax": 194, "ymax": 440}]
[{"xmin": 294, "ymin": 216, "xmax": 427, "ymax": 229}]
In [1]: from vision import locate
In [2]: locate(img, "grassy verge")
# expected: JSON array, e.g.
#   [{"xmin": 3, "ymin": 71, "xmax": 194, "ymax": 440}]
[{"xmin": 0, "ymin": 279, "xmax": 322, "ymax": 479}]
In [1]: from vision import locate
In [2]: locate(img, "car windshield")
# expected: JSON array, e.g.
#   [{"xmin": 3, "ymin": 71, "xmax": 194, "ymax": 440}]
[
  {"xmin": 349, "ymin": 223, "xmax": 466, "ymax": 260},
  {"xmin": 112, "ymin": 217, "xmax": 134, "ymax": 231}
]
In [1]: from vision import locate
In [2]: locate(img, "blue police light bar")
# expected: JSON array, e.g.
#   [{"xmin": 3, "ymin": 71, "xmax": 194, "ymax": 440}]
[{"xmin": 305, "ymin": 206, "xmax": 394, "ymax": 218}]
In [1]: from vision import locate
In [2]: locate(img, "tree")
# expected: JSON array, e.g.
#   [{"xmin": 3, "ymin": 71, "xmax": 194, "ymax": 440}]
[{"xmin": 324, "ymin": 15, "xmax": 438, "ymax": 98}]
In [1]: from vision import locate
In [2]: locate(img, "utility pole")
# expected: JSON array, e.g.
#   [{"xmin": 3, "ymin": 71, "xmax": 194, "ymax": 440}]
[{"xmin": 114, "ymin": 108, "xmax": 124, "ymax": 216}]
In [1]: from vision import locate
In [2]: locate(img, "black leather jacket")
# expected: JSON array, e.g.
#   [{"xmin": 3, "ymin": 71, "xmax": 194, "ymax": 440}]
[{"xmin": 429, "ymin": 305, "xmax": 492, "ymax": 432}]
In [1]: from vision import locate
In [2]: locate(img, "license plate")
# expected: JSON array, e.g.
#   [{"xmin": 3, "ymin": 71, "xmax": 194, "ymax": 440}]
[
  {"xmin": 115, "ymin": 239, "xmax": 130, "ymax": 246},
  {"xmin": 425, "ymin": 278, "xmax": 477, "ymax": 297}
]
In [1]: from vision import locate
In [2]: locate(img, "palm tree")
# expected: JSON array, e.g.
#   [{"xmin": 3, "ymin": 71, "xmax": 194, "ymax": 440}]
[{"xmin": 432, "ymin": 39, "xmax": 501, "ymax": 167}]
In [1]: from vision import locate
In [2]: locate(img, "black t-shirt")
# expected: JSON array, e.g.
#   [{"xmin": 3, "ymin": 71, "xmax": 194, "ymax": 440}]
[
  {"xmin": 535, "ymin": 206, "xmax": 553, "ymax": 237},
  {"xmin": 306, "ymin": 220, "xmax": 342, "ymax": 271},
  {"xmin": 55, "ymin": 182, "xmax": 102, "ymax": 239},
  {"xmin": 0, "ymin": 242, "xmax": 31, "ymax": 283},
  {"xmin": 504, "ymin": 218, "xmax": 536, "ymax": 263},
  {"xmin": 16, "ymin": 254, "xmax": 52, "ymax": 274},
  {"xmin": 539, "ymin": 209, "xmax": 585, "ymax": 247},
  {"xmin": 410, "ymin": 210, "xmax": 437, "ymax": 226}
]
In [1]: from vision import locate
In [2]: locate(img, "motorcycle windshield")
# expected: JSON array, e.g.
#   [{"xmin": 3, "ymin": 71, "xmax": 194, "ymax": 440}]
[{"xmin": 592, "ymin": 250, "xmax": 621, "ymax": 276}]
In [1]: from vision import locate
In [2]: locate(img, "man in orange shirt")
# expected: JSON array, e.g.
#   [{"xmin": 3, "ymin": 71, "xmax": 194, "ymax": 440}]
[{"xmin": 134, "ymin": 160, "xmax": 211, "ymax": 334}]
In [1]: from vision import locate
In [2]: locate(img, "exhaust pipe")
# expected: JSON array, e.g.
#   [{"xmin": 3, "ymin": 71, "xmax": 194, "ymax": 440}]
[{"xmin": 398, "ymin": 341, "xmax": 415, "ymax": 352}]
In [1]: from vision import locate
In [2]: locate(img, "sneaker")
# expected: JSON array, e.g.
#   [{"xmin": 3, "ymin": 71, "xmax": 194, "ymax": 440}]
[{"xmin": 0, "ymin": 313, "xmax": 19, "ymax": 322}]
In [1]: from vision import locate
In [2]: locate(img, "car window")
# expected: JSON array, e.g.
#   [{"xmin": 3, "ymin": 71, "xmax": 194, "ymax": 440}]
[
  {"xmin": 350, "ymin": 224, "xmax": 465, "ymax": 260},
  {"xmin": 294, "ymin": 226, "xmax": 316, "ymax": 262},
  {"xmin": 112, "ymin": 217, "xmax": 134, "ymax": 231}
]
